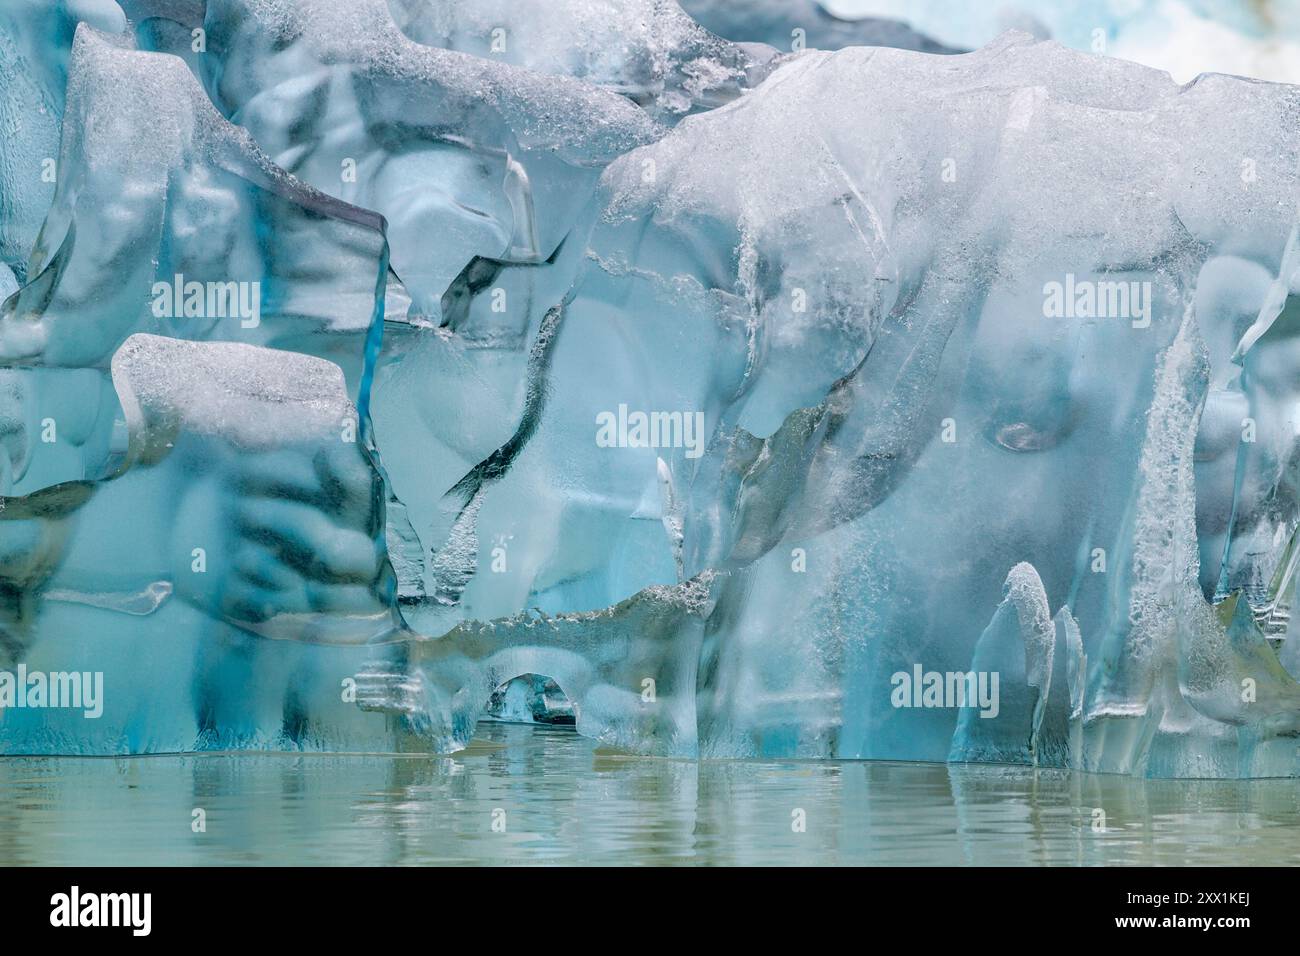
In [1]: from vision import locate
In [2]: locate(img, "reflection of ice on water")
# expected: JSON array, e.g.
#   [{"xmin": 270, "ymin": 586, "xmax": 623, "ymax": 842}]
[{"xmin": 0, "ymin": 722, "xmax": 1297, "ymax": 866}]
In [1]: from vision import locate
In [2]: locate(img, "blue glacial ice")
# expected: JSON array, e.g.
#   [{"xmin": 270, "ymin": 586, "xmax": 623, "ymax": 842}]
[
  {"xmin": 2, "ymin": 1, "xmax": 1300, "ymax": 777},
  {"xmin": 0, "ymin": 0, "xmax": 127, "ymax": 282}
]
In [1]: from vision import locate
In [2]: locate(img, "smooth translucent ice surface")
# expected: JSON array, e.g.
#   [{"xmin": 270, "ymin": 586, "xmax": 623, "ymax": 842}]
[
  {"xmin": 0, "ymin": 1, "xmax": 126, "ymax": 282},
  {"xmin": 0, "ymin": 29, "xmax": 403, "ymax": 731},
  {"xmin": 143, "ymin": 0, "xmax": 663, "ymax": 320},
  {"xmin": 0, "ymin": 29, "xmax": 389, "ymax": 491}
]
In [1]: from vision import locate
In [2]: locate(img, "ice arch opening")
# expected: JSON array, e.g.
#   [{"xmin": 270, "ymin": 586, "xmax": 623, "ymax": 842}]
[{"xmin": 483, "ymin": 674, "xmax": 576, "ymax": 726}]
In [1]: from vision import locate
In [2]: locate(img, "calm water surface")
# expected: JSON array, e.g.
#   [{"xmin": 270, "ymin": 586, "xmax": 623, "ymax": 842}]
[{"xmin": 0, "ymin": 722, "xmax": 1297, "ymax": 865}]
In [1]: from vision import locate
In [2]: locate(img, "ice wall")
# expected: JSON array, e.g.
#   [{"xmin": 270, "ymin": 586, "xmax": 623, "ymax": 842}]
[{"xmin": 1, "ymin": 2, "xmax": 1299, "ymax": 776}]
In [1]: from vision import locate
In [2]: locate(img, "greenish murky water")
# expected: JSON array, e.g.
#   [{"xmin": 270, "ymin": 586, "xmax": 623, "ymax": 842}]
[{"xmin": 0, "ymin": 722, "xmax": 1297, "ymax": 865}]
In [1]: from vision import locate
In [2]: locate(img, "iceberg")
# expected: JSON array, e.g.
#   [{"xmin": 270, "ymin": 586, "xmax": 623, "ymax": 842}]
[{"xmin": 1, "ymin": 1, "xmax": 1299, "ymax": 778}]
